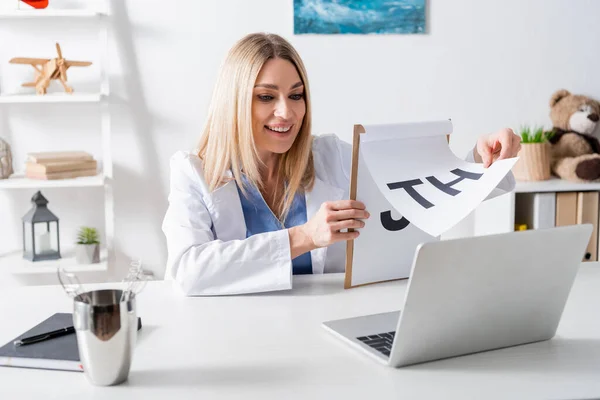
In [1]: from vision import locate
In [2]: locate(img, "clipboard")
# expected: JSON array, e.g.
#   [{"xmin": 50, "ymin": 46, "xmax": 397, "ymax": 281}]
[{"xmin": 344, "ymin": 124, "xmax": 450, "ymax": 289}]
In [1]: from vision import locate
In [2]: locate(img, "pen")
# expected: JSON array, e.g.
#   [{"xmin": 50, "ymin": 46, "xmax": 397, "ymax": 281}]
[{"xmin": 13, "ymin": 326, "xmax": 75, "ymax": 347}]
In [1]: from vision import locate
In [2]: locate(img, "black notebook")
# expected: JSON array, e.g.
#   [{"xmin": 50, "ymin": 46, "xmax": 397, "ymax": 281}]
[{"xmin": 0, "ymin": 312, "xmax": 142, "ymax": 372}]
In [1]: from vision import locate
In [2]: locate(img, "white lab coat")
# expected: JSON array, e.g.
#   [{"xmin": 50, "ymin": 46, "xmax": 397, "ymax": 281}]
[{"xmin": 162, "ymin": 134, "xmax": 515, "ymax": 296}]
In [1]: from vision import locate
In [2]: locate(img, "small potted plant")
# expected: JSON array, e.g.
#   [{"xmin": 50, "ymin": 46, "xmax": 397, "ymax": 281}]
[
  {"xmin": 512, "ymin": 125, "xmax": 554, "ymax": 181},
  {"xmin": 75, "ymin": 226, "xmax": 100, "ymax": 264}
]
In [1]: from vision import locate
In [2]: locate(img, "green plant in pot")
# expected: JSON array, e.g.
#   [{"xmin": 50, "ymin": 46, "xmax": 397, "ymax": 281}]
[
  {"xmin": 512, "ymin": 125, "xmax": 554, "ymax": 181},
  {"xmin": 75, "ymin": 226, "xmax": 100, "ymax": 264}
]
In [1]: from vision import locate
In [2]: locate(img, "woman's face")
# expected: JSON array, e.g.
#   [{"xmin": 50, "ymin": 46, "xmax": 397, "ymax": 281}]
[{"xmin": 252, "ymin": 57, "xmax": 306, "ymax": 159}]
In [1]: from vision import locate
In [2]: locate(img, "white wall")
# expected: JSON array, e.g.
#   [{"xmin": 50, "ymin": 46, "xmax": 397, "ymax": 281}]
[{"xmin": 1, "ymin": 0, "xmax": 599, "ymax": 285}]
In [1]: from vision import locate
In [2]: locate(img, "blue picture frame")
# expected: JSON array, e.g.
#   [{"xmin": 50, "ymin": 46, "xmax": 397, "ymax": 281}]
[{"xmin": 294, "ymin": 0, "xmax": 426, "ymax": 35}]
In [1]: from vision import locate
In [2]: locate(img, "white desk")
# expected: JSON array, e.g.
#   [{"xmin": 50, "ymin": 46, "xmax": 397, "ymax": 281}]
[{"xmin": 1, "ymin": 266, "xmax": 600, "ymax": 400}]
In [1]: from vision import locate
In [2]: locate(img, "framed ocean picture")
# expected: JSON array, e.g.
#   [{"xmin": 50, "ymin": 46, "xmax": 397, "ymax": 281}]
[{"xmin": 294, "ymin": 0, "xmax": 426, "ymax": 35}]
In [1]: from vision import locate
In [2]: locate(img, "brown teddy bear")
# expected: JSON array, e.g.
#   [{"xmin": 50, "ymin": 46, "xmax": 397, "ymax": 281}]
[{"xmin": 549, "ymin": 89, "xmax": 600, "ymax": 182}]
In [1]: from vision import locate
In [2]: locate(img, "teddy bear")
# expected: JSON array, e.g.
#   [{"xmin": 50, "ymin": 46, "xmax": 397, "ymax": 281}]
[{"xmin": 548, "ymin": 89, "xmax": 600, "ymax": 182}]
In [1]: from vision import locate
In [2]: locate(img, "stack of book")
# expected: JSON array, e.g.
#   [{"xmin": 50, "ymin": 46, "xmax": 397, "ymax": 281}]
[
  {"xmin": 515, "ymin": 191, "xmax": 599, "ymax": 261},
  {"xmin": 25, "ymin": 151, "xmax": 98, "ymax": 180}
]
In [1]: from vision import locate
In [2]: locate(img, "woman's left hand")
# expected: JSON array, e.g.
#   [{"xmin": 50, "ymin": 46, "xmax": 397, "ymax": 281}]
[{"xmin": 474, "ymin": 128, "xmax": 522, "ymax": 168}]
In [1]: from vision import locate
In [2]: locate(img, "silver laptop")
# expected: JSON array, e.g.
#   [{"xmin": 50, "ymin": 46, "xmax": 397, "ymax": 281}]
[{"xmin": 323, "ymin": 224, "xmax": 592, "ymax": 368}]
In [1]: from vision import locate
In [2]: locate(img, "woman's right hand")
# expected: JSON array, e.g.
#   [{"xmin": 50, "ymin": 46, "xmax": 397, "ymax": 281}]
[{"xmin": 288, "ymin": 200, "xmax": 370, "ymax": 259}]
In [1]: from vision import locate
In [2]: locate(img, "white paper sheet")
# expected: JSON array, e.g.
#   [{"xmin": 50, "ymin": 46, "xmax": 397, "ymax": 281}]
[
  {"xmin": 360, "ymin": 122, "xmax": 517, "ymax": 237},
  {"xmin": 351, "ymin": 151, "xmax": 436, "ymax": 287}
]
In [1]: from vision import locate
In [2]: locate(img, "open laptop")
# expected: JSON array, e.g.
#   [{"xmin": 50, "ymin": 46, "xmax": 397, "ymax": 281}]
[{"xmin": 323, "ymin": 224, "xmax": 592, "ymax": 368}]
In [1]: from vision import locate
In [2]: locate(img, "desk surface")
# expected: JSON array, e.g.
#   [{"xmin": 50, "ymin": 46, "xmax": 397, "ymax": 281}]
[{"xmin": 1, "ymin": 266, "xmax": 600, "ymax": 400}]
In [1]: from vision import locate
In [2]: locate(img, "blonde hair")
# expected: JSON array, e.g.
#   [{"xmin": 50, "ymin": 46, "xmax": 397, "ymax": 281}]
[{"xmin": 198, "ymin": 33, "xmax": 315, "ymax": 221}]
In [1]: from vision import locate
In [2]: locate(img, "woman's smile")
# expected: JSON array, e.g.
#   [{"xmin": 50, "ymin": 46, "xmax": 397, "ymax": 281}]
[{"xmin": 265, "ymin": 124, "xmax": 294, "ymax": 137}]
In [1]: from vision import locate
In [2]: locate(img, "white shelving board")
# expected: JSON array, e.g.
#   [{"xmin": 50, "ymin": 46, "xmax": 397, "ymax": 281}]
[
  {"xmin": 516, "ymin": 178, "xmax": 600, "ymax": 193},
  {"xmin": 0, "ymin": 174, "xmax": 105, "ymax": 189},
  {"xmin": 2, "ymin": 249, "xmax": 108, "ymax": 275},
  {"xmin": 0, "ymin": 9, "xmax": 103, "ymax": 18},
  {"xmin": 0, "ymin": 93, "xmax": 103, "ymax": 104}
]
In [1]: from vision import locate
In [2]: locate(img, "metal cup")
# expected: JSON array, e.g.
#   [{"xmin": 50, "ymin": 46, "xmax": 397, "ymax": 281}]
[{"xmin": 73, "ymin": 289, "xmax": 137, "ymax": 386}]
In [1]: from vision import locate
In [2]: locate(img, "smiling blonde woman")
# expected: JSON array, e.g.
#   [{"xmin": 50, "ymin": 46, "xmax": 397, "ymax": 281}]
[{"xmin": 162, "ymin": 33, "xmax": 520, "ymax": 296}]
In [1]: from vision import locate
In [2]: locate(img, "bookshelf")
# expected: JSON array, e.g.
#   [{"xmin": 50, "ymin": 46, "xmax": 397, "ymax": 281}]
[
  {"xmin": 0, "ymin": 2, "xmax": 113, "ymax": 278},
  {"xmin": 474, "ymin": 177, "xmax": 600, "ymax": 261}
]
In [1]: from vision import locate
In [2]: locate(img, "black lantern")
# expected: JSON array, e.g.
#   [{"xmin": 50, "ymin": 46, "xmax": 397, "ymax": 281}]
[{"xmin": 22, "ymin": 191, "xmax": 61, "ymax": 262}]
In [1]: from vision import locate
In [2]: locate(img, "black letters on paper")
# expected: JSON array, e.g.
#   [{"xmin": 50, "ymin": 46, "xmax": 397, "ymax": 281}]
[
  {"xmin": 380, "ymin": 168, "xmax": 483, "ymax": 231},
  {"xmin": 380, "ymin": 211, "xmax": 410, "ymax": 231}
]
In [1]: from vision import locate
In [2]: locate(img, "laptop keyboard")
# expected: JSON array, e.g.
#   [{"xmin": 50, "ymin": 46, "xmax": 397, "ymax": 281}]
[{"xmin": 357, "ymin": 331, "xmax": 395, "ymax": 357}]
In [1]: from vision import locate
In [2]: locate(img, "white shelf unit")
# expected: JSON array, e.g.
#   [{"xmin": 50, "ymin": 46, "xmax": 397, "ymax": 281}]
[
  {"xmin": 0, "ymin": 4, "xmax": 113, "ymax": 277},
  {"xmin": 474, "ymin": 178, "xmax": 600, "ymax": 236}
]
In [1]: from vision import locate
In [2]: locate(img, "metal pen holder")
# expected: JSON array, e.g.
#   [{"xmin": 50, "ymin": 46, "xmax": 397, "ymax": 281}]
[{"xmin": 73, "ymin": 289, "xmax": 137, "ymax": 386}]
